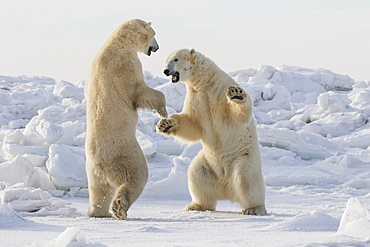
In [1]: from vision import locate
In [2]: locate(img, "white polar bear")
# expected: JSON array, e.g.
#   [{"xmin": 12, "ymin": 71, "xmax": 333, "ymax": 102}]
[
  {"xmin": 85, "ymin": 19, "xmax": 167, "ymax": 220},
  {"xmin": 157, "ymin": 48, "xmax": 266, "ymax": 215}
]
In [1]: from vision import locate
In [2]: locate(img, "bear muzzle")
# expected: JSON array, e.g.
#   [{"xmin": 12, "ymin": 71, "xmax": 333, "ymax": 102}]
[
  {"xmin": 163, "ymin": 69, "xmax": 180, "ymax": 83},
  {"xmin": 147, "ymin": 45, "xmax": 159, "ymax": 56},
  {"xmin": 171, "ymin": 71, "xmax": 180, "ymax": 83},
  {"xmin": 146, "ymin": 38, "xmax": 159, "ymax": 56}
]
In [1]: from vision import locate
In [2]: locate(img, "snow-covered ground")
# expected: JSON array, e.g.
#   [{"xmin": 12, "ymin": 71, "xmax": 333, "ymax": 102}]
[{"xmin": 1, "ymin": 65, "xmax": 370, "ymax": 246}]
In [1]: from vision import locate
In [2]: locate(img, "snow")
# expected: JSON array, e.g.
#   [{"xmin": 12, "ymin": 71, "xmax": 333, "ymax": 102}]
[
  {"xmin": 337, "ymin": 197, "xmax": 370, "ymax": 239},
  {"xmin": 267, "ymin": 209, "xmax": 340, "ymax": 232},
  {"xmin": 0, "ymin": 65, "xmax": 370, "ymax": 246}
]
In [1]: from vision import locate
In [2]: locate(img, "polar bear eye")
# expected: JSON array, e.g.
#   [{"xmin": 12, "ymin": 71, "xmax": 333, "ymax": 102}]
[{"xmin": 174, "ymin": 59, "xmax": 178, "ymax": 62}]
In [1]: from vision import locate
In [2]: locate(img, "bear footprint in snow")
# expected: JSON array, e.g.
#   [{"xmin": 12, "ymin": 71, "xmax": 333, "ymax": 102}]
[{"xmin": 227, "ymin": 85, "xmax": 246, "ymax": 102}]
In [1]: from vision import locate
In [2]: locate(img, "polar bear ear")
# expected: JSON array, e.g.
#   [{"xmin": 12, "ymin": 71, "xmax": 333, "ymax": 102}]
[
  {"xmin": 190, "ymin": 48, "xmax": 196, "ymax": 55},
  {"xmin": 144, "ymin": 22, "xmax": 152, "ymax": 30}
]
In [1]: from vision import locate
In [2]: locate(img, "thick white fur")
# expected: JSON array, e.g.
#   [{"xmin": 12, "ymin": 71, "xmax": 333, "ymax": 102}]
[
  {"xmin": 85, "ymin": 19, "xmax": 167, "ymax": 220},
  {"xmin": 157, "ymin": 49, "xmax": 266, "ymax": 215}
]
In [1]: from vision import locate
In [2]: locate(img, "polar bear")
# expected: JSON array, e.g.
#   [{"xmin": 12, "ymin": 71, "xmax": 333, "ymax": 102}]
[
  {"xmin": 156, "ymin": 48, "xmax": 266, "ymax": 215},
  {"xmin": 85, "ymin": 19, "xmax": 168, "ymax": 220}
]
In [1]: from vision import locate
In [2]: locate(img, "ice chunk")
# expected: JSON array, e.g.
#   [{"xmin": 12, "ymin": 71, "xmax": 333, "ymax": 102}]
[
  {"xmin": 155, "ymin": 139, "xmax": 184, "ymax": 156},
  {"xmin": 54, "ymin": 80, "xmax": 85, "ymax": 101},
  {"xmin": 33, "ymin": 227, "xmax": 105, "ymax": 247},
  {"xmin": 21, "ymin": 153, "xmax": 47, "ymax": 167},
  {"xmin": 180, "ymin": 142, "xmax": 202, "ymax": 160},
  {"xmin": 36, "ymin": 119, "xmax": 65, "ymax": 144},
  {"xmin": 0, "ymin": 155, "xmax": 34, "ymax": 186},
  {"xmin": 258, "ymin": 127, "xmax": 331, "ymax": 160},
  {"xmin": 229, "ymin": 69, "xmax": 257, "ymax": 83},
  {"xmin": 32, "ymin": 167, "xmax": 56, "ymax": 190},
  {"xmin": 256, "ymin": 64, "xmax": 277, "ymax": 79},
  {"xmin": 1, "ymin": 184, "xmax": 77, "ymax": 216},
  {"xmin": 331, "ymin": 125, "xmax": 370, "ymax": 149},
  {"xmin": 303, "ymin": 112, "xmax": 368, "ymax": 137},
  {"xmin": 258, "ymin": 83, "xmax": 291, "ymax": 111},
  {"xmin": 318, "ymin": 91, "xmax": 351, "ymax": 115},
  {"xmin": 136, "ymin": 130, "xmax": 157, "ymax": 157},
  {"xmin": 156, "ymin": 82, "xmax": 186, "ymax": 112},
  {"xmin": 0, "ymin": 195, "xmax": 22, "ymax": 218},
  {"xmin": 144, "ymin": 155, "xmax": 189, "ymax": 196},
  {"xmin": 2, "ymin": 142, "xmax": 49, "ymax": 160},
  {"xmin": 337, "ymin": 197, "xmax": 370, "ymax": 239},
  {"xmin": 46, "ymin": 144, "xmax": 87, "ymax": 189},
  {"xmin": 0, "ymin": 194, "xmax": 32, "ymax": 224},
  {"xmin": 57, "ymin": 121, "xmax": 79, "ymax": 145}
]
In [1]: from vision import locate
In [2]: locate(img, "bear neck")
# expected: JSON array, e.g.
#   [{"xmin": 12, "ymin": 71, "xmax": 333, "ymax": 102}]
[
  {"xmin": 188, "ymin": 56, "xmax": 219, "ymax": 91},
  {"xmin": 106, "ymin": 29, "xmax": 139, "ymax": 53}
]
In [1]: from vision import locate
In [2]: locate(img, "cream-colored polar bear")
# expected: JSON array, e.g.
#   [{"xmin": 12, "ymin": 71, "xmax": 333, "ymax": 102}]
[
  {"xmin": 85, "ymin": 19, "xmax": 168, "ymax": 220},
  {"xmin": 157, "ymin": 48, "xmax": 266, "ymax": 215}
]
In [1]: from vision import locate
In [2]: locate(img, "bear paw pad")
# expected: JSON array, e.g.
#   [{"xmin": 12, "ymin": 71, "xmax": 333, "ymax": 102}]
[
  {"xmin": 227, "ymin": 85, "xmax": 246, "ymax": 102},
  {"xmin": 111, "ymin": 199, "xmax": 128, "ymax": 220},
  {"xmin": 156, "ymin": 118, "xmax": 177, "ymax": 134}
]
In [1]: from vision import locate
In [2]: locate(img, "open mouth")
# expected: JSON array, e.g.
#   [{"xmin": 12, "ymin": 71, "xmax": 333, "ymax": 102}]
[
  {"xmin": 171, "ymin": 71, "xmax": 180, "ymax": 83},
  {"xmin": 146, "ymin": 46, "xmax": 159, "ymax": 56}
]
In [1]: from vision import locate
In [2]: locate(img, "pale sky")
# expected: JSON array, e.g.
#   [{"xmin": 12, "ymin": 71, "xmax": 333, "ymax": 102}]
[{"xmin": 1, "ymin": 0, "xmax": 369, "ymax": 82}]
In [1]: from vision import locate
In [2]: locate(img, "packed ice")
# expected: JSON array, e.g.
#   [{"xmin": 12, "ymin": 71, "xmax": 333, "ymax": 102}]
[{"xmin": 0, "ymin": 64, "xmax": 369, "ymax": 245}]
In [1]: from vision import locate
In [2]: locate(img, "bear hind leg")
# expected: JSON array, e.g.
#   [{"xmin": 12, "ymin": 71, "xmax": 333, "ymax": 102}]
[
  {"xmin": 239, "ymin": 187, "xmax": 267, "ymax": 216},
  {"xmin": 111, "ymin": 183, "xmax": 146, "ymax": 220},
  {"xmin": 238, "ymin": 186, "xmax": 267, "ymax": 216},
  {"xmin": 232, "ymin": 166, "xmax": 267, "ymax": 216},
  {"xmin": 87, "ymin": 181, "xmax": 114, "ymax": 218},
  {"xmin": 185, "ymin": 152, "xmax": 218, "ymax": 212},
  {"xmin": 111, "ymin": 176, "xmax": 147, "ymax": 220}
]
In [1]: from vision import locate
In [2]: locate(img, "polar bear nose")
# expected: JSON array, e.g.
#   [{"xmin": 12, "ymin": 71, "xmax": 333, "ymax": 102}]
[{"xmin": 164, "ymin": 69, "xmax": 170, "ymax": 76}]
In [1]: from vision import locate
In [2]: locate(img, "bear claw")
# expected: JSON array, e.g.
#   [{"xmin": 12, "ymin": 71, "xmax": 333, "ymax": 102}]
[
  {"xmin": 111, "ymin": 199, "xmax": 128, "ymax": 220},
  {"xmin": 241, "ymin": 206, "xmax": 267, "ymax": 216},
  {"xmin": 156, "ymin": 118, "xmax": 177, "ymax": 134}
]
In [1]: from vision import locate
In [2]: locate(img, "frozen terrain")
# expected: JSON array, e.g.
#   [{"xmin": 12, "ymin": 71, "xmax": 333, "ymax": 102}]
[{"xmin": 1, "ymin": 65, "xmax": 370, "ymax": 246}]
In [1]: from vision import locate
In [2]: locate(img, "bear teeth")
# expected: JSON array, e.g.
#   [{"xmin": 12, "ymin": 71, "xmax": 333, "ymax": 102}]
[{"xmin": 171, "ymin": 72, "xmax": 180, "ymax": 83}]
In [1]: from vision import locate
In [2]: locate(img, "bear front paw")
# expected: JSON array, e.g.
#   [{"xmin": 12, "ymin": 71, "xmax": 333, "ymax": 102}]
[
  {"xmin": 227, "ymin": 85, "xmax": 246, "ymax": 102},
  {"xmin": 156, "ymin": 118, "xmax": 177, "ymax": 134}
]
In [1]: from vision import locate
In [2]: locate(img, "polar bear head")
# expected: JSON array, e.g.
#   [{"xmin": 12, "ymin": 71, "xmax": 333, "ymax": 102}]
[
  {"xmin": 114, "ymin": 19, "xmax": 159, "ymax": 56},
  {"xmin": 163, "ymin": 48, "xmax": 199, "ymax": 83}
]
